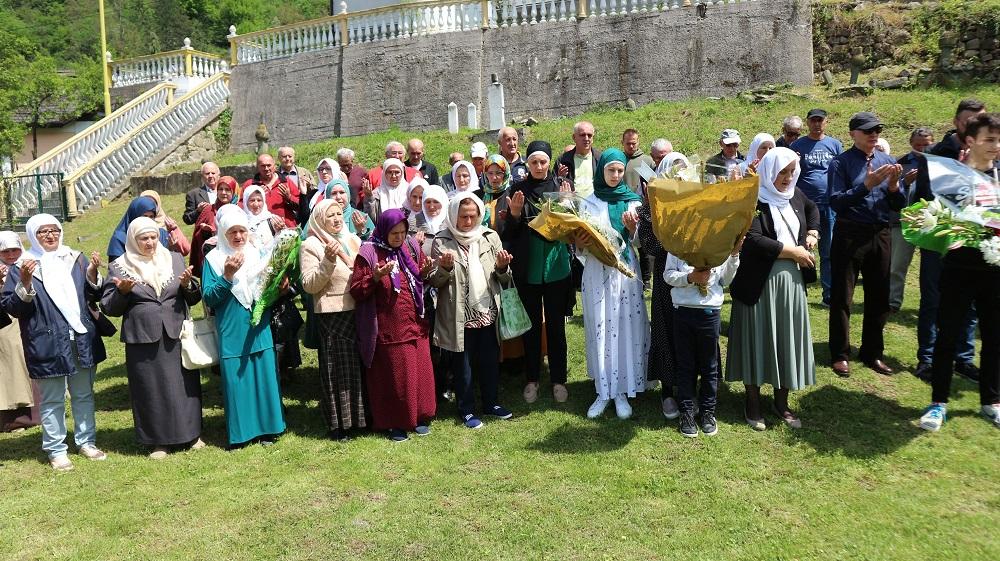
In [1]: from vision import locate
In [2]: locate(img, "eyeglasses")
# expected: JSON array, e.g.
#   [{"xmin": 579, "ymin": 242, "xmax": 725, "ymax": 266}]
[
  {"xmin": 317, "ymin": 167, "xmax": 333, "ymax": 172},
  {"xmin": 36, "ymin": 229, "xmax": 61, "ymax": 237}
]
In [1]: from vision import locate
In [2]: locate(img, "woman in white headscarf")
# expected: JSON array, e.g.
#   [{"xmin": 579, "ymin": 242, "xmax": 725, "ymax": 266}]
[
  {"xmin": 242, "ymin": 185, "xmax": 283, "ymax": 248},
  {"xmin": 405, "ymin": 177, "xmax": 430, "ymax": 235},
  {"xmin": 100, "ymin": 217, "xmax": 203, "ymax": 459},
  {"xmin": 448, "ymin": 160, "xmax": 481, "ymax": 199},
  {"xmin": 308, "ymin": 158, "xmax": 347, "ymax": 211},
  {"xmin": 202, "ymin": 210, "xmax": 286, "ymax": 448},
  {"xmin": 727, "ymin": 147, "xmax": 819, "ymax": 430},
  {"xmin": 0, "ymin": 231, "xmax": 40, "ymax": 432},
  {"xmin": 300, "ymin": 199, "xmax": 365, "ymax": 440},
  {"xmin": 426, "ymin": 192, "xmax": 514, "ymax": 429},
  {"xmin": 1, "ymin": 214, "xmax": 106, "ymax": 471},
  {"xmin": 364, "ymin": 158, "xmax": 409, "ymax": 221},
  {"xmin": 415, "ymin": 184, "xmax": 448, "ymax": 254},
  {"xmin": 740, "ymin": 132, "xmax": 777, "ymax": 175},
  {"xmin": 654, "ymin": 152, "xmax": 692, "ymax": 177}
]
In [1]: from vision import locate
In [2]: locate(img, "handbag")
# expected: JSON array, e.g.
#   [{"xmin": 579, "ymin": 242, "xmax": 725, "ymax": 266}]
[
  {"xmin": 498, "ymin": 278, "xmax": 532, "ymax": 340},
  {"xmin": 88, "ymin": 304, "xmax": 118, "ymax": 337},
  {"xmin": 180, "ymin": 316, "xmax": 220, "ymax": 370}
]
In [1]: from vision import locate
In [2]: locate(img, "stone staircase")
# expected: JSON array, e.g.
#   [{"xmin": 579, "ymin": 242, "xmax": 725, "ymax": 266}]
[{"xmin": 9, "ymin": 44, "xmax": 230, "ymax": 219}]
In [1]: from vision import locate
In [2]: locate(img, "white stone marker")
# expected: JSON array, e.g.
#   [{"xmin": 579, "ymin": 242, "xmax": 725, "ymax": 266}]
[{"xmin": 448, "ymin": 102, "xmax": 459, "ymax": 133}]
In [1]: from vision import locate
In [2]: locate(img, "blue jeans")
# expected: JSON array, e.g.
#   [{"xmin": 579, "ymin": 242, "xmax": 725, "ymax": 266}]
[
  {"xmin": 672, "ymin": 306, "xmax": 721, "ymax": 414},
  {"xmin": 917, "ymin": 249, "xmax": 976, "ymax": 365},
  {"xmin": 817, "ymin": 202, "xmax": 835, "ymax": 304},
  {"xmin": 451, "ymin": 326, "xmax": 500, "ymax": 417},
  {"xmin": 37, "ymin": 345, "xmax": 97, "ymax": 460}
]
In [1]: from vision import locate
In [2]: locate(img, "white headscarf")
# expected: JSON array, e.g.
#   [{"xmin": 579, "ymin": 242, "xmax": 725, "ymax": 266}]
[
  {"xmin": 205, "ymin": 210, "xmax": 264, "ymax": 310},
  {"xmin": 407, "ymin": 177, "xmax": 430, "ymax": 213},
  {"xmin": 375, "ymin": 158, "xmax": 409, "ymax": 211},
  {"xmin": 445, "ymin": 192, "xmax": 491, "ymax": 314},
  {"xmin": 241, "ymin": 185, "xmax": 275, "ymax": 246},
  {"xmin": 741, "ymin": 132, "xmax": 777, "ymax": 174},
  {"xmin": 24, "ymin": 214, "xmax": 87, "ymax": 334},
  {"xmin": 421, "ymin": 184, "xmax": 448, "ymax": 234},
  {"xmin": 757, "ymin": 147, "xmax": 801, "ymax": 246},
  {"xmin": 114, "ymin": 217, "xmax": 174, "ymax": 297},
  {"xmin": 0, "ymin": 230, "xmax": 24, "ymax": 253},
  {"xmin": 315, "ymin": 157, "xmax": 342, "ymax": 191},
  {"xmin": 450, "ymin": 160, "xmax": 480, "ymax": 193},
  {"xmin": 655, "ymin": 152, "xmax": 691, "ymax": 176}
]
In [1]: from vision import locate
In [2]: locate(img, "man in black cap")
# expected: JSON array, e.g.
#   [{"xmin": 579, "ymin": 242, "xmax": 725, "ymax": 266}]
[
  {"xmin": 790, "ymin": 108, "xmax": 843, "ymax": 306},
  {"xmin": 826, "ymin": 112, "xmax": 904, "ymax": 377}
]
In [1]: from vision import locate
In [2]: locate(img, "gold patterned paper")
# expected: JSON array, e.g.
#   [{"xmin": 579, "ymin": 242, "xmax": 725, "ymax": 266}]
[{"xmin": 646, "ymin": 175, "xmax": 760, "ymax": 268}]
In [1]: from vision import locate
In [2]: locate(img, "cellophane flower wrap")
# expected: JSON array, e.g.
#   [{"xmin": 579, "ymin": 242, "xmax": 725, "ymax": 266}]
[
  {"xmin": 901, "ymin": 154, "xmax": 1000, "ymax": 267},
  {"xmin": 528, "ymin": 192, "xmax": 635, "ymax": 278},
  {"xmin": 645, "ymin": 160, "xmax": 759, "ymax": 269},
  {"xmin": 251, "ymin": 227, "xmax": 302, "ymax": 326}
]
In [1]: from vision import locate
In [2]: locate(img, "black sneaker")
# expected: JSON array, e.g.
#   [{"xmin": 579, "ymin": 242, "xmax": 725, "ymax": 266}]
[
  {"xmin": 913, "ymin": 362, "xmax": 933, "ymax": 382},
  {"xmin": 700, "ymin": 411, "xmax": 718, "ymax": 436},
  {"xmin": 679, "ymin": 411, "xmax": 698, "ymax": 438},
  {"xmin": 955, "ymin": 362, "xmax": 980, "ymax": 382}
]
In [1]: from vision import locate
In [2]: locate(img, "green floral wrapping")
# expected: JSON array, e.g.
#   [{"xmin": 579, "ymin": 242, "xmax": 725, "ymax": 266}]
[{"xmin": 251, "ymin": 229, "xmax": 302, "ymax": 326}]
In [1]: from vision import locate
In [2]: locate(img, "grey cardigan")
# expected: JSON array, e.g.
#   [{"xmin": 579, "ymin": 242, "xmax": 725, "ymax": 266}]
[
  {"xmin": 427, "ymin": 228, "xmax": 511, "ymax": 353},
  {"xmin": 100, "ymin": 253, "xmax": 201, "ymax": 344}
]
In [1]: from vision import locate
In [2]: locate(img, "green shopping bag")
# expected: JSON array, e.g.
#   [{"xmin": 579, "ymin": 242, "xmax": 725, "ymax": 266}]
[{"xmin": 498, "ymin": 279, "xmax": 532, "ymax": 340}]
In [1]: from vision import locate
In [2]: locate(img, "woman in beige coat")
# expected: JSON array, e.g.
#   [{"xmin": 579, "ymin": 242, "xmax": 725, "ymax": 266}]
[
  {"xmin": 300, "ymin": 199, "xmax": 366, "ymax": 440},
  {"xmin": 427, "ymin": 192, "xmax": 514, "ymax": 429}
]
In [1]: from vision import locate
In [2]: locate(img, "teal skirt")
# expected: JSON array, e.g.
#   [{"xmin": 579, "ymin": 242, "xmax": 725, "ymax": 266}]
[
  {"xmin": 220, "ymin": 349, "xmax": 286, "ymax": 445},
  {"xmin": 725, "ymin": 259, "xmax": 815, "ymax": 390}
]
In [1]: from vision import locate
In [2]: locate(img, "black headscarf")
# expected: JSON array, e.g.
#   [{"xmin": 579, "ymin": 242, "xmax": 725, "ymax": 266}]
[{"xmin": 517, "ymin": 140, "xmax": 558, "ymax": 204}]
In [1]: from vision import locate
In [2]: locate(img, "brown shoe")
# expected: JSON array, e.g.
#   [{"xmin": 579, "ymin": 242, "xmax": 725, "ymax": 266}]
[
  {"xmin": 865, "ymin": 359, "xmax": 893, "ymax": 375},
  {"xmin": 832, "ymin": 360, "xmax": 850, "ymax": 377}
]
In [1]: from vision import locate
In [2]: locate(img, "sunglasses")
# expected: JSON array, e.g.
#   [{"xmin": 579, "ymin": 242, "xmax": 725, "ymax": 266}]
[{"xmin": 861, "ymin": 126, "xmax": 884, "ymax": 135}]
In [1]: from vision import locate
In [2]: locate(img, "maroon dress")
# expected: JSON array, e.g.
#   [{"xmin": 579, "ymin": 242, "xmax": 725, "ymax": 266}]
[{"xmin": 350, "ymin": 246, "xmax": 436, "ymax": 431}]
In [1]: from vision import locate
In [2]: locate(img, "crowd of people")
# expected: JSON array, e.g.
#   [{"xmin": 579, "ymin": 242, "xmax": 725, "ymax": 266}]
[{"xmin": 1, "ymin": 101, "xmax": 997, "ymax": 470}]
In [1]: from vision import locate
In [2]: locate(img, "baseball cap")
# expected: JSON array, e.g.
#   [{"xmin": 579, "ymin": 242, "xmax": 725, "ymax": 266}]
[
  {"xmin": 470, "ymin": 142, "xmax": 488, "ymax": 159},
  {"xmin": 720, "ymin": 129, "xmax": 741, "ymax": 145},
  {"xmin": 848, "ymin": 112, "xmax": 883, "ymax": 131},
  {"xmin": 806, "ymin": 108, "xmax": 827, "ymax": 119}
]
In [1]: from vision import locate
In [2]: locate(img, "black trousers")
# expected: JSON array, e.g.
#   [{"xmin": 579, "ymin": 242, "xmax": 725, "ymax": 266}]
[
  {"xmin": 451, "ymin": 326, "xmax": 500, "ymax": 417},
  {"xmin": 828, "ymin": 219, "xmax": 891, "ymax": 363},
  {"xmin": 931, "ymin": 265, "xmax": 1000, "ymax": 405},
  {"xmin": 518, "ymin": 276, "xmax": 571, "ymax": 385}
]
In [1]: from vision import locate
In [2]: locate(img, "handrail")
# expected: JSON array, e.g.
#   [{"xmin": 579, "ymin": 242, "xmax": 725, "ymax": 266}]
[
  {"xmin": 14, "ymin": 82, "xmax": 176, "ymax": 178},
  {"xmin": 64, "ymin": 73, "xmax": 227, "ymax": 185},
  {"xmin": 111, "ymin": 48, "xmax": 223, "ymax": 66},
  {"xmin": 109, "ymin": 39, "xmax": 227, "ymax": 88}
]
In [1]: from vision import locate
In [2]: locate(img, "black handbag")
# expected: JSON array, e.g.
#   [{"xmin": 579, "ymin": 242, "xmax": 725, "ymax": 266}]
[{"xmin": 89, "ymin": 304, "xmax": 118, "ymax": 337}]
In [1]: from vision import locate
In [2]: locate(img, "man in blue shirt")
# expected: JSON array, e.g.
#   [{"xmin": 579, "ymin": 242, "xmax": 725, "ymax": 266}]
[
  {"xmin": 826, "ymin": 112, "xmax": 904, "ymax": 377},
  {"xmin": 790, "ymin": 108, "xmax": 843, "ymax": 305}
]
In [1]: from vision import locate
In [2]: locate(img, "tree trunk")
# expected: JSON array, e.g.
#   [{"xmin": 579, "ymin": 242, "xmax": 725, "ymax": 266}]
[{"xmin": 31, "ymin": 119, "xmax": 39, "ymax": 160}]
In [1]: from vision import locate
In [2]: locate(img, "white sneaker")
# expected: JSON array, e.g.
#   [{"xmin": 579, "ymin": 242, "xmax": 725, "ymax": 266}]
[
  {"xmin": 587, "ymin": 398, "xmax": 610, "ymax": 419},
  {"xmin": 919, "ymin": 403, "xmax": 946, "ymax": 432},
  {"xmin": 614, "ymin": 395, "xmax": 632, "ymax": 419},
  {"xmin": 982, "ymin": 403, "xmax": 1000, "ymax": 428},
  {"xmin": 661, "ymin": 397, "xmax": 680, "ymax": 420},
  {"xmin": 49, "ymin": 455, "xmax": 74, "ymax": 472}
]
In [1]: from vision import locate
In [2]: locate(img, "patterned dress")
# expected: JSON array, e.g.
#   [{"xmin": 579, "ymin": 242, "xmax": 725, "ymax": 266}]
[{"xmin": 578, "ymin": 197, "xmax": 650, "ymax": 399}]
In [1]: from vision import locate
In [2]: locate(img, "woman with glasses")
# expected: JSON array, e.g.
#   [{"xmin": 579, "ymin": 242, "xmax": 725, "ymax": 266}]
[{"xmin": 1, "ymin": 215, "xmax": 107, "ymax": 471}]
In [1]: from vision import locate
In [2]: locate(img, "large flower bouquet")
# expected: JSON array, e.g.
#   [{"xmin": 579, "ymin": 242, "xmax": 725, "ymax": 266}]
[
  {"xmin": 251, "ymin": 227, "xmax": 302, "ymax": 326},
  {"xmin": 901, "ymin": 198, "xmax": 1000, "ymax": 266},
  {"xmin": 528, "ymin": 192, "xmax": 635, "ymax": 278},
  {"xmin": 901, "ymin": 154, "xmax": 1000, "ymax": 267}
]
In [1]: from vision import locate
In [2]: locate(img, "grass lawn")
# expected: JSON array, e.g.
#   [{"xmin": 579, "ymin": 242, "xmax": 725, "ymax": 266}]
[{"xmin": 3, "ymin": 87, "xmax": 1000, "ymax": 560}]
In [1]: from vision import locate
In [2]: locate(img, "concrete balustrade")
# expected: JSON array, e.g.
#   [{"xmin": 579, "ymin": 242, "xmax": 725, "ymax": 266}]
[
  {"xmin": 10, "ymin": 83, "xmax": 177, "ymax": 216},
  {"xmin": 109, "ymin": 38, "xmax": 226, "ymax": 88}
]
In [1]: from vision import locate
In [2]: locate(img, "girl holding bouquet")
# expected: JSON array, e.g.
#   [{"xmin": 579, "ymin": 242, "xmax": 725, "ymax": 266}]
[{"xmin": 573, "ymin": 149, "xmax": 649, "ymax": 420}]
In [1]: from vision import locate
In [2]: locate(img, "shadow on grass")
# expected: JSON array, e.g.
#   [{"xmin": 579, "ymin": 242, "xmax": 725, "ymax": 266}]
[
  {"xmin": 524, "ymin": 419, "xmax": 639, "ymax": 454},
  {"xmin": 785, "ymin": 385, "xmax": 923, "ymax": 458}
]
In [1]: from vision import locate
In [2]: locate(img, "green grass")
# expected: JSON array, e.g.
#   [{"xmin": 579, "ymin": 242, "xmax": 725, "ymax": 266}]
[
  {"xmin": 192, "ymin": 83, "xmax": 1000, "ymax": 175},
  {"xmin": 3, "ymin": 87, "xmax": 1000, "ymax": 560}
]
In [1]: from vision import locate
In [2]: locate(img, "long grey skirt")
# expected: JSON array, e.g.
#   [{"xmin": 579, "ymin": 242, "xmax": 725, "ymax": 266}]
[
  {"xmin": 126, "ymin": 332, "xmax": 203, "ymax": 446},
  {"xmin": 726, "ymin": 259, "xmax": 815, "ymax": 390}
]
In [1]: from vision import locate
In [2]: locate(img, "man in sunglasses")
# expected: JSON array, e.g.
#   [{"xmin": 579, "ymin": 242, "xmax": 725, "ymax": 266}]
[{"xmin": 826, "ymin": 112, "xmax": 904, "ymax": 377}]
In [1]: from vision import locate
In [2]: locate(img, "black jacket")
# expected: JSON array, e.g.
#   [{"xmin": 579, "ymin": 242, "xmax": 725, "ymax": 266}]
[
  {"xmin": 183, "ymin": 186, "xmax": 212, "ymax": 225},
  {"xmin": 730, "ymin": 192, "xmax": 820, "ymax": 306},
  {"xmin": 928, "ymin": 130, "xmax": 963, "ymax": 160},
  {"xmin": 557, "ymin": 148, "xmax": 601, "ymax": 185}
]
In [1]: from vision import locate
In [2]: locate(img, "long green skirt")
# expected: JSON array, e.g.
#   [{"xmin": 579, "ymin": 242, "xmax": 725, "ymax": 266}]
[{"xmin": 726, "ymin": 259, "xmax": 816, "ymax": 390}]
